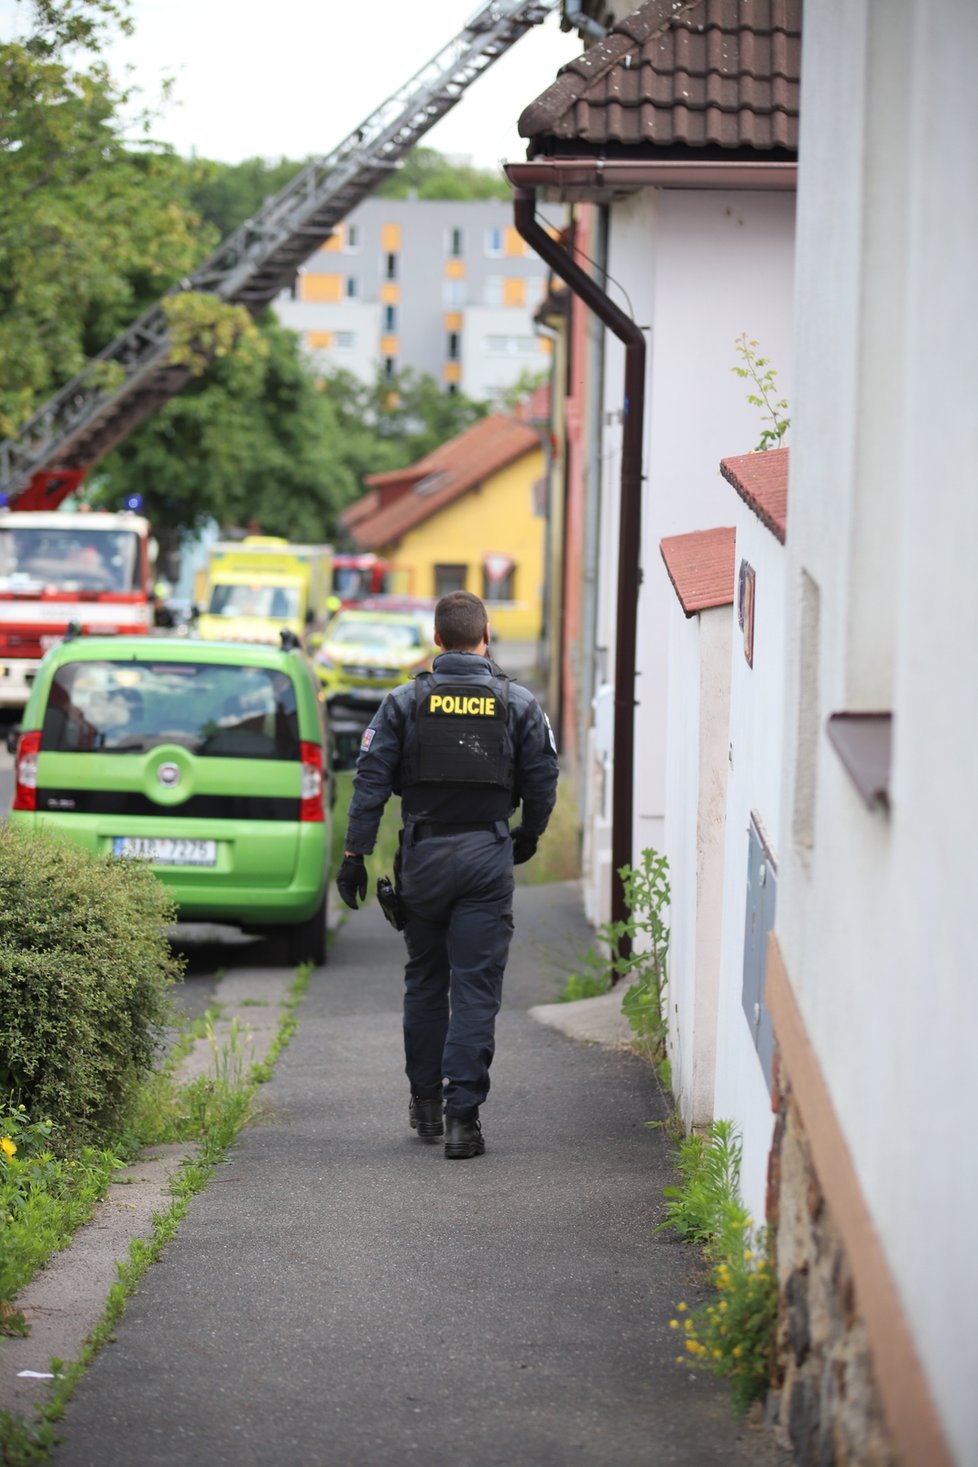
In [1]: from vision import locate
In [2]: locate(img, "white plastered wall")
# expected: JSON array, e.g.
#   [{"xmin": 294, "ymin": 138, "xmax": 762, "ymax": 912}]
[
  {"xmin": 713, "ymin": 506, "xmax": 785, "ymax": 1218},
  {"xmin": 777, "ymin": 2, "xmax": 978, "ymax": 1459},
  {"xmin": 581, "ymin": 186, "xmax": 794, "ymax": 927},
  {"xmin": 664, "ymin": 594, "xmax": 732, "ymax": 1130}
]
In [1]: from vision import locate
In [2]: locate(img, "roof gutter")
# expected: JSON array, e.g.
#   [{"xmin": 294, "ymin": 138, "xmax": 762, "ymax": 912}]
[
  {"xmin": 510, "ymin": 182, "xmax": 645, "ymax": 959},
  {"xmin": 507, "ymin": 158, "xmax": 798, "ymax": 194}
]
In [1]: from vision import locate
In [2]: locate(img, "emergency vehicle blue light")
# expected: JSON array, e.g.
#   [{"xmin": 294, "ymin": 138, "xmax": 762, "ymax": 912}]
[{"xmin": 123, "ymin": 493, "xmax": 144, "ymax": 511}]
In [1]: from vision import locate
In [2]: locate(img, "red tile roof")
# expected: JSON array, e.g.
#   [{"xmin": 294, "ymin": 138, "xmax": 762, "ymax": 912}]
[
  {"xmin": 720, "ymin": 446, "xmax": 788, "ymax": 542},
  {"xmin": 660, "ymin": 526, "xmax": 736, "ymax": 616},
  {"xmin": 339, "ymin": 414, "xmax": 542, "ymax": 551},
  {"xmin": 519, "ymin": 0, "xmax": 801, "ymax": 154}
]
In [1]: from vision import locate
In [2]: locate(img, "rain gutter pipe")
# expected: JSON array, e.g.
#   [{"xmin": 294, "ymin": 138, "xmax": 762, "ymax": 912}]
[{"xmin": 510, "ymin": 183, "xmax": 646, "ymax": 959}]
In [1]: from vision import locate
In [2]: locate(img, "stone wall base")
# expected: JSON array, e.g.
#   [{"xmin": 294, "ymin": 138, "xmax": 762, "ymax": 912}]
[{"xmin": 766, "ymin": 1064, "xmax": 901, "ymax": 1467}]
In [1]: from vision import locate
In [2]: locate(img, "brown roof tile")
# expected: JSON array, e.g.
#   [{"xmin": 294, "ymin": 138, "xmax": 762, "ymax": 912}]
[
  {"xmin": 519, "ymin": 0, "xmax": 801, "ymax": 154},
  {"xmin": 660, "ymin": 525, "xmax": 736, "ymax": 616},
  {"xmin": 342, "ymin": 415, "xmax": 541, "ymax": 550},
  {"xmin": 720, "ymin": 446, "xmax": 788, "ymax": 542}
]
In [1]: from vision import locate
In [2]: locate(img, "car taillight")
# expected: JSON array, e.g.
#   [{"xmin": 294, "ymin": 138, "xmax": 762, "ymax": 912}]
[
  {"xmin": 13, "ymin": 730, "xmax": 41, "ymax": 811},
  {"xmin": 299, "ymin": 741, "xmax": 324, "ymax": 822}
]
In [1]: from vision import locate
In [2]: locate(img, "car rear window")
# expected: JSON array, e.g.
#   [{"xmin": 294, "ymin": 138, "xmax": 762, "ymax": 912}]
[{"xmin": 41, "ymin": 660, "xmax": 301, "ymax": 760}]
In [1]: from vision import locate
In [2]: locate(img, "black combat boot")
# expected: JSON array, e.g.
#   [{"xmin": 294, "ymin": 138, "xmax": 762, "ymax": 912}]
[
  {"xmin": 409, "ymin": 1094, "xmax": 444, "ymax": 1140},
  {"xmin": 444, "ymin": 1110, "xmax": 485, "ymax": 1160}
]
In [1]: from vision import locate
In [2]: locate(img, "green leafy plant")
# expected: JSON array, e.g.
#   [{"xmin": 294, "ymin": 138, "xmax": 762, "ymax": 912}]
[
  {"xmin": 0, "ymin": 827, "xmax": 184, "ymax": 1152},
  {"xmin": 660, "ymin": 1120, "xmax": 779, "ymax": 1414},
  {"xmin": 0, "ymin": 1104, "xmax": 119, "ymax": 1337},
  {"xmin": 558, "ymin": 849, "xmax": 670, "ymax": 1066},
  {"xmin": 732, "ymin": 333, "xmax": 790, "ymax": 451}
]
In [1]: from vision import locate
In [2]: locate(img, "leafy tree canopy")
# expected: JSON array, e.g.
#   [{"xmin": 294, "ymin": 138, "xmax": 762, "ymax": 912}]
[
  {"xmin": 377, "ymin": 147, "xmax": 510, "ymax": 202},
  {"xmin": 177, "ymin": 145, "xmax": 510, "ymax": 243},
  {"xmin": 93, "ymin": 315, "xmax": 358, "ymax": 548},
  {"xmin": 0, "ymin": 0, "xmax": 213, "ymax": 435}
]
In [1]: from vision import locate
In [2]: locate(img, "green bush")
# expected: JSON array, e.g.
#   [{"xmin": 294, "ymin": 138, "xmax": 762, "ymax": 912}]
[{"xmin": 0, "ymin": 828, "xmax": 183, "ymax": 1152}]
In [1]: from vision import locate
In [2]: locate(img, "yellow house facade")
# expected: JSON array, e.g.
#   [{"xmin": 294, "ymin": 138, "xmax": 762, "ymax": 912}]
[{"xmin": 341, "ymin": 414, "xmax": 546, "ymax": 642}]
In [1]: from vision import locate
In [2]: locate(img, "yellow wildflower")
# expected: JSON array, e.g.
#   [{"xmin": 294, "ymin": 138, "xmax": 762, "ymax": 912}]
[
  {"xmin": 684, "ymin": 1340, "xmax": 699, "ymax": 1355},
  {"xmin": 683, "ymin": 1318, "xmax": 693, "ymax": 1332},
  {"xmin": 744, "ymin": 1250, "xmax": 754, "ymax": 1262},
  {"xmin": 733, "ymin": 1345, "xmax": 743, "ymax": 1358},
  {"xmin": 1, "ymin": 1137, "xmax": 16, "ymax": 1159},
  {"xmin": 669, "ymin": 1319, "xmax": 679, "ymax": 1330},
  {"xmin": 676, "ymin": 1301, "xmax": 687, "ymax": 1312},
  {"xmin": 713, "ymin": 1349, "xmax": 723, "ymax": 1360}
]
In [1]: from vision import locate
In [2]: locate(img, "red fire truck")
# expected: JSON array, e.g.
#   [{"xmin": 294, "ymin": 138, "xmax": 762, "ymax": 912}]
[
  {"xmin": 0, "ymin": 508, "xmax": 158, "ymax": 708},
  {"xmin": 330, "ymin": 553, "xmax": 392, "ymax": 606}
]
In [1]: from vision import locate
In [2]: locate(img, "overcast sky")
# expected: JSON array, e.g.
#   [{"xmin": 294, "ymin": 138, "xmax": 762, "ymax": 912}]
[{"xmin": 3, "ymin": 1, "xmax": 581, "ymax": 172}]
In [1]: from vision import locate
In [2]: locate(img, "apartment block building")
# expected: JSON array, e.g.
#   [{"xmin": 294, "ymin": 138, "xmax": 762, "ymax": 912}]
[{"xmin": 274, "ymin": 197, "xmax": 554, "ymax": 402}]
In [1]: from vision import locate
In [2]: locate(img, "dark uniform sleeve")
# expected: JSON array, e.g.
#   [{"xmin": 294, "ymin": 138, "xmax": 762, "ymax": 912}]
[
  {"xmin": 342, "ymin": 689, "xmax": 407, "ymax": 855},
  {"xmin": 513, "ymin": 692, "xmax": 559, "ymax": 839}
]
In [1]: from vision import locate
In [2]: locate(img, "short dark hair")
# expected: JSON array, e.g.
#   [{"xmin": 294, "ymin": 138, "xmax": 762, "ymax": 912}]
[{"xmin": 435, "ymin": 591, "xmax": 488, "ymax": 651}]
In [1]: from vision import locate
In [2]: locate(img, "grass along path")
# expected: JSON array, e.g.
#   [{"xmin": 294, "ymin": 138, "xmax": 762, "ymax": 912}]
[{"xmin": 0, "ymin": 960, "xmax": 313, "ymax": 1461}]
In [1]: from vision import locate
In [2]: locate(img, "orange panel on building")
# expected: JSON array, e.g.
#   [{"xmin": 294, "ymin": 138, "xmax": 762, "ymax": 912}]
[
  {"xmin": 306, "ymin": 330, "xmax": 335, "ymax": 350},
  {"xmin": 503, "ymin": 277, "xmax": 526, "ymax": 308},
  {"xmin": 380, "ymin": 335, "xmax": 399, "ymax": 357},
  {"xmin": 380, "ymin": 283, "xmax": 401, "ymax": 305},
  {"xmin": 442, "ymin": 362, "xmax": 461, "ymax": 384},
  {"xmin": 444, "ymin": 259, "xmax": 466, "ymax": 280},
  {"xmin": 443, "ymin": 312, "xmax": 462, "ymax": 331},
  {"xmin": 300, "ymin": 274, "xmax": 342, "ymax": 304},
  {"xmin": 320, "ymin": 232, "xmax": 343, "ymax": 253},
  {"xmin": 504, "ymin": 227, "xmax": 526, "ymax": 258},
  {"xmin": 381, "ymin": 223, "xmax": 402, "ymax": 252}
]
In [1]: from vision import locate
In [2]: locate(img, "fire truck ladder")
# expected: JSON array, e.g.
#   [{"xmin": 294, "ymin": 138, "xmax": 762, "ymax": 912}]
[{"xmin": 0, "ymin": 0, "xmax": 558, "ymax": 509}]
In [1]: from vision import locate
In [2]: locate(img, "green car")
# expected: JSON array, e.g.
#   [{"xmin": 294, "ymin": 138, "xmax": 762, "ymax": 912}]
[{"xmin": 8, "ymin": 635, "xmax": 332, "ymax": 965}]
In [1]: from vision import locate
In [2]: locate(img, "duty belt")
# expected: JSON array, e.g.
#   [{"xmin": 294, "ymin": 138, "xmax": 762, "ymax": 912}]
[{"xmin": 412, "ymin": 820, "xmax": 501, "ymax": 841}]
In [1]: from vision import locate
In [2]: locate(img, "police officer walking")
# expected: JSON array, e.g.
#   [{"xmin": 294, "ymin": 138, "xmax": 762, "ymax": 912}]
[{"xmin": 336, "ymin": 591, "xmax": 559, "ymax": 1160}]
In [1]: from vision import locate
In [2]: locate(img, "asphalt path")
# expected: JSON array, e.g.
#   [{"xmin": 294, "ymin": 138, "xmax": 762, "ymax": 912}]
[{"xmin": 44, "ymin": 888, "xmax": 784, "ymax": 1467}]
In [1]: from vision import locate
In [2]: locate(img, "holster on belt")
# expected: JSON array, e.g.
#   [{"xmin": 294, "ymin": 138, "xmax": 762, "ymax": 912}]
[{"xmin": 377, "ymin": 876, "xmax": 406, "ymax": 931}]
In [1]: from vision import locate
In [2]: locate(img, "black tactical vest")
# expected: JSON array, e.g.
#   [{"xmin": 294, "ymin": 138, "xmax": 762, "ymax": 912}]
[{"xmin": 401, "ymin": 673, "xmax": 514, "ymax": 792}]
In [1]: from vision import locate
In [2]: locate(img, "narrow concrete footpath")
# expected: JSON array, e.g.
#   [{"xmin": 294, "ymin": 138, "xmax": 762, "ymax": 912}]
[{"xmin": 51, "ymin": 884, "xmax": 783, "ymax": 1467}]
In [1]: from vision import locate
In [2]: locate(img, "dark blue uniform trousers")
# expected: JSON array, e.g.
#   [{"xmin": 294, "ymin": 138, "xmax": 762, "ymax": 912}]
[{"xmin": 398, "ymin": 824, "xmax": 514, "ymax": 1115}]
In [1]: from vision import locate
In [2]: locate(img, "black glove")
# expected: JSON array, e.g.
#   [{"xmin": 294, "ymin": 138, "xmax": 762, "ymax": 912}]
[
  {"xmin": 510, "ymin": 825, "xmax": 538, "ymax": 865},
  {"xmin": 337, "ymin": 853, "xmax": 368, "ymax": 910}
]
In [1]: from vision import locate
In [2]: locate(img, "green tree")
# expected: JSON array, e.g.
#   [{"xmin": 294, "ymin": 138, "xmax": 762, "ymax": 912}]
[
  {"xmin": 93, "ymin": 316, "xmax": 358, "ymax": 549},
  {"xmin": 377, "ymin": 146, "xmax": 510, "ymax": 201},
  {"xmin": 179, "ymin": 154, "xmax": 309, "ymax": 240},
  {"xmin": 0, "ymin": 1, "xmax": 214, "ymax": 434}
]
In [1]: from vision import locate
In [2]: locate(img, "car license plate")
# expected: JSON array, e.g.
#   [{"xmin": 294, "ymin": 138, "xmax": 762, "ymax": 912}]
[{"xmin": 113, "ymin": 837, "xmax": 217, "ymax": 866}]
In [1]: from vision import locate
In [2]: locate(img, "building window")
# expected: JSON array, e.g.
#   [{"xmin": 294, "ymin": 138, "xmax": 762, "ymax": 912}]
[
  {"xmin": 446, "ymin": 227, "xmax": 465, "ymax": 258},
  {"xmin": 383, "ymin": 304, "xmax": 397, "ymax": 332},
  {"xmin": 485, "ymin": 335, "xmax": 541, "ymax": 357},
  {"xmin": 483, "ymin": 558, "xmax": 515, "ymax": 601},
  {"xmin": 447, "ymin": 332, "xmax": 460, "ymax": 361},
  {"xmin": 384, "ymin": 253, "xmax": 398, "ymax": 281},
  {"xmin": 344, "ymin": 224, "xmax": 360, "ymax": 252},
  {"xmin": 446, "ymin": 383, "xmax": 458, "ymax": 396},
  {"xmin": 443, "ymin": 279, "xmax": 467, "ymax": 308},
  {"xmin": 485, "ymin": 226, "xmax": 503, "ymax": 257},
  {"xmin": 484, "ymin": 276, "xmax": 504, "ymax": 307},
  {"xmin": 383, "ymin": 356, "xmax": 396, "ymax": 381},
  {"xmin": 435, "ymin": 564, "xmax": 467, "ymax": 595},
  {"xmin": 335, "ymin": 331, "xmax": 356, "ymax": 351},
  {"xmin": 346, "ymin": 276, "xmax": 359, "ymax": 299}
]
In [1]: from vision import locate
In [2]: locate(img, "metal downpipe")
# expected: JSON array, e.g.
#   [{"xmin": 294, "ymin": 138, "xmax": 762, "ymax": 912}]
[{"xmin": 512, "ymin": 186, "xmax": 646, "ymax": 959}]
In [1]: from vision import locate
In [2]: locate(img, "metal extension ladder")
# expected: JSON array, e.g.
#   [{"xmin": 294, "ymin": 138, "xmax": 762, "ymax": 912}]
[{"xmin": 0, "ymin": 0, "xmax": 558, "ymax": 508}]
